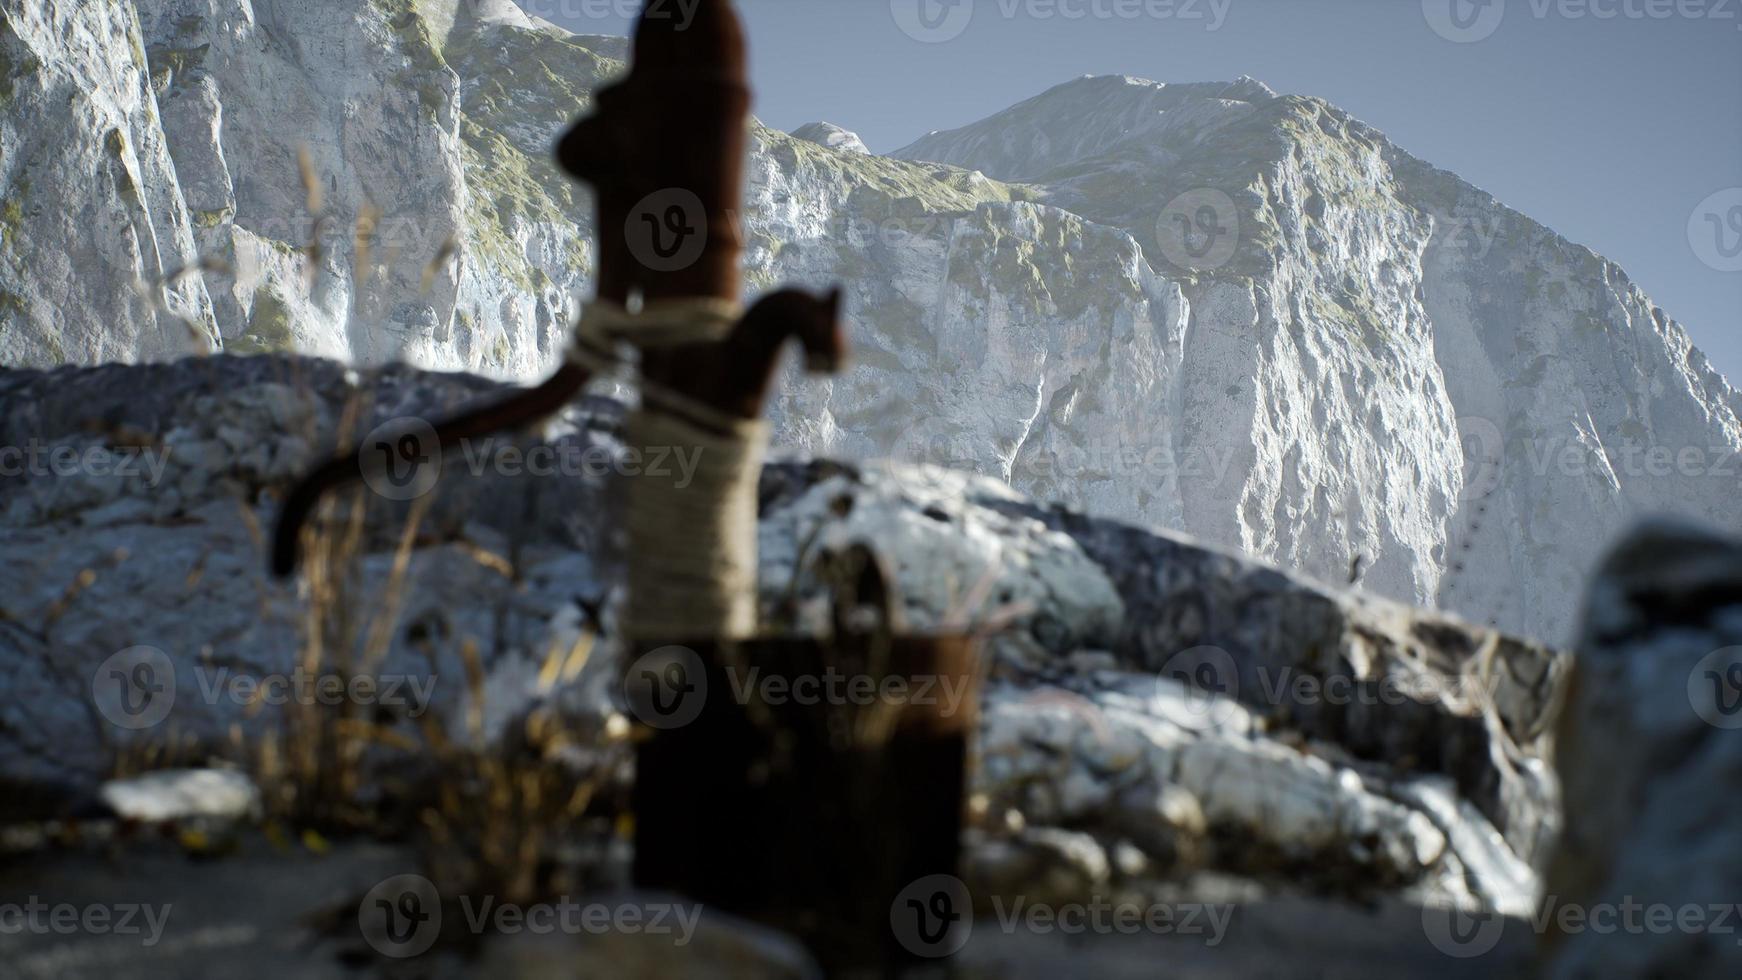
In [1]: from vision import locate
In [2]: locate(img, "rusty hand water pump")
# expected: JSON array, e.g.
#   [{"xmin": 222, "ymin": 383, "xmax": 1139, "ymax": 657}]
[{"xmin": 272, "ymin": 1, "xmax": 980, "ymax": 970}]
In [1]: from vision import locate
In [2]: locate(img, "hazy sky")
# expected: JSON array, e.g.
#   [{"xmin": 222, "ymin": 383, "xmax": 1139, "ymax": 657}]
[{"xmin": 523, "ymin": 0, "xmax": 1742, "ymax": 383}]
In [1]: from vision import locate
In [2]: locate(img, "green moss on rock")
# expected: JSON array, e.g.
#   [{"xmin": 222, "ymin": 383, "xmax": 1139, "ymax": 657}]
[
  {"xmin": 193, "ymin": 207, "xmax": 233, "ymax": 230},
  {"xmin": 457, "ymin": 121, "xmax": 574, "ymax": 291},
  {"xmin": 147, "ymin": 43, "xmax": 210, "ymax": 77},
  {"xmin": 0, "ymin": 196, "xmax": 24, "ymax": 250},
  {"xmin": 128, "ymin": 23, "xmax": 148, "ymax": 68},
  {"xmin": 0, "ymin": 42, "xmax": 41, "ymax": 106},
  {"xmin": 231, "ymin": 289, "xmax": 297, "ymax": 354},
  {"xmin": 762, "ymin": 126, "xmax": 1018, "ymax": 216}
]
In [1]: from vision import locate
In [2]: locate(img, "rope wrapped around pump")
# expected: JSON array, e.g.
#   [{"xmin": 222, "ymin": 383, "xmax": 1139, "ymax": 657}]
[
  {"xmin": 574, "ymin": 297, "xmax": 743, "ymax": 351},
  {"xmin": 619, "ymin": 406, "xmax": 767, "ymax": 640},
  {"xmin": 569, "ymin": 300, "xmax": 772, "ymax": 641},
  {"xmin": 567, "ymin": 300, "xmax": 767, "ymax": 435}
]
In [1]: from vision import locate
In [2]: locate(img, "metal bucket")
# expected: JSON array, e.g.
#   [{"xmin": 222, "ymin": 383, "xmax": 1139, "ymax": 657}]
[{"xmin": 630, "ymin": 546, "xmax": 983, "ymax": 973}]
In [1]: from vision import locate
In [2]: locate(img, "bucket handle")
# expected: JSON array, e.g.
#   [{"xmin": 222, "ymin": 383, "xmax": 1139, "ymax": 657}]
[{"xmin": 817, "ymin": 543, "xmax": 906, "ymax": 643}]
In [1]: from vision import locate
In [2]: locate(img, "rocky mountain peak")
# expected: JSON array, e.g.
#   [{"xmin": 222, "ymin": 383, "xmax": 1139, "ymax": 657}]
[
  {"xmin": 1, "ymin": 2, "xmax": 1736, "ymax": 644},
  {"xmin": 892, "ymin": 73, "xmax": 1282, "ymax": 181},
  {"xmin": 791, "ymin": 121, "xmax": 869, "ymax": 155}
]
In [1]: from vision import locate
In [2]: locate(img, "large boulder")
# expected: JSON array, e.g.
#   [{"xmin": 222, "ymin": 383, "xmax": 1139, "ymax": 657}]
[{"xmin": 1544, "ymin": 520, "xmax": 1742, "ymax": 978}]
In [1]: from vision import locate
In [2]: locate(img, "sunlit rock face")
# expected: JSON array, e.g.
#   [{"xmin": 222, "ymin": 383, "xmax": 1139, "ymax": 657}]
[
  {"xmin": 2, "ymin": 0, "xmax": 608, "ymax": 375},
  {"xmin": 771, "ymin": 74, "xmax": 1742, "ymax": 643},
  {"xmin": 0, "ymin": 0, "xmax": 220, "ymax": 364},
  {"xmin": 131, "ymin": 0, "xmax": 612, "ymax": 375},
  {"xmin": 2, "ymin": 8, "xmax": 1737, "ymax": 641}
]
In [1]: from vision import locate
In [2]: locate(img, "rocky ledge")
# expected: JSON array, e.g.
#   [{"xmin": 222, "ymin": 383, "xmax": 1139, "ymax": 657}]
[{"xmin": 0, "ymin": 355, "xmax": 1594, "ymax": 973}]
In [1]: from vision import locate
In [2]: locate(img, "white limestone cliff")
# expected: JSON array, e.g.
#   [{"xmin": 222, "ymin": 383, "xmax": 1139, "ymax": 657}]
[
  {"xmin": 1, "ymin": 4, "xmax": 1736, "ymax": 642},
  {"xmin": 880, "ymin": 74, "xmax": 1742, "ymax": 642},
  {"xmin": 0, "ymin": 0, "xmax": 219, "ymax": 363}
]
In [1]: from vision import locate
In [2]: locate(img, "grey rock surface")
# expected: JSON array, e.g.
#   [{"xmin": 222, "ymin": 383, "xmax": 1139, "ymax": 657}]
[
  {"xmin": 1544, "ymin": 519, "xmax": 1742, "ymax": 979},
  {"xmin": 0, "ymin": 356, "xmax": 1568, "ymax": 918},
  {"xmin": 0, "ymin": 356, "xmax": 616, "ymax": 795}
]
